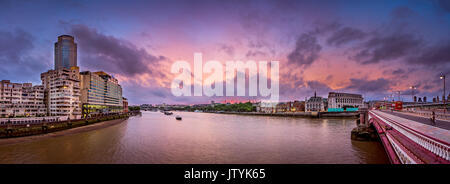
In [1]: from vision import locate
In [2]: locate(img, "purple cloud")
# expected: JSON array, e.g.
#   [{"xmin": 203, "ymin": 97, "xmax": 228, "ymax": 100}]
[
  {"xmin": 408, "ymin": 41, "xmax": 450, "ymax": 68},
  {"xmin": 437, "ymin": 0, "xmax": 450, "ymax": 13},
  {"xmin": 0, "ymin": 28, "xmax": 48, "ymax": 82},
  {"xmin": 326, "ymin": 27, "xmax": 366, "ymax": 46},
  {"xmin": 287, "ymin": 33, "xmax": 322, "ymax": 68},
  {"xmin": 351, "ymin": 33, "xmax": 422, "ymax": 64},
  {"xmin": 345, "ymin": 78, "xmax": 391, "ymax": 93},
  {"xmin": 307, "ymin": 80, "xmax": 332, "ymax": 95},
  {"xmin": 0, "ymin": 29, "xmax": 34, "ymax": 62},
  {"xmin": 70, "ymin": 24, "xmax": 166, "ymax": 77},
  {"xmin": 391, "ymin": 6, "xmax": 416, "ymax": 19}
]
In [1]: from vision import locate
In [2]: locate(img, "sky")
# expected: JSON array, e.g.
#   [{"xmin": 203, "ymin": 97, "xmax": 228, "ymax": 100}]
[{"xmin": 0, "ymin": 0, "xmax": 449, "ymax": 105}]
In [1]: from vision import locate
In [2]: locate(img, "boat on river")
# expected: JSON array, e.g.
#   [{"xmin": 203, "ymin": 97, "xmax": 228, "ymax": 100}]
[{"xmin": 175, "ymin": 115, "xmax": 182, "ymax": 120}]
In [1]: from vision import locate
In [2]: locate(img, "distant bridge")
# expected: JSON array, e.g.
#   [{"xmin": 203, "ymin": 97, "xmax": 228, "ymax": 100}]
[{"xmin": 368, "ymin": 110, "xmax": 449, "ymax": 164}]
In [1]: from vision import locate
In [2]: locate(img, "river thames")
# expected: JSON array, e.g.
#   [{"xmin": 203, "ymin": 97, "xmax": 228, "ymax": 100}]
[{"xmin": 0, "ymin": 111, "xmax": 389, "ymax": 164}]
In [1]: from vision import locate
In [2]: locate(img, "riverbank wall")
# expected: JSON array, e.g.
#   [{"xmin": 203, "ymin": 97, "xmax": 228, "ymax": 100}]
[
  {"xmin": 212, "ymin": 111, "xmax": 359, "ymax": 118},
  {"xmin": 0, "ymin": 114, "xmax": 129, "ymax": 139}
]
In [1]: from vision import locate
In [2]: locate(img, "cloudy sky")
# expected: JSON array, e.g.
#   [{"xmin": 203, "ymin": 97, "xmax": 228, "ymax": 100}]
[{"xmin": 0, "ymin": 0, "xmax": 449, "ymax": 105}]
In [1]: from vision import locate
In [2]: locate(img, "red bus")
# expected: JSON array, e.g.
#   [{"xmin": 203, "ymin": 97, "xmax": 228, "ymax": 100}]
[{"xmin": 394, "ymin": 101, "xmax": 403, "ymax": 111}]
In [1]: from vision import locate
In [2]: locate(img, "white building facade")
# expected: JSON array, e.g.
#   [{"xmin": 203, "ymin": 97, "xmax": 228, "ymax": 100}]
[
  {"xmin": 305, "ymin": 92, "xmax": 326, "ymax": 112},
  {"xmin": 41, "ymin": 66, "xmax": 81, "ymax": 119},
  {"xmin": 306, "ymin": 97, "xmax": 326, "ymax": 112},
  {"xmin": 327, "ymin": 92, "xmax": 364, "ymax": 109},
  {"xmin": 0, "ymin": 80, "xmax": 47, "ymax": 118}
]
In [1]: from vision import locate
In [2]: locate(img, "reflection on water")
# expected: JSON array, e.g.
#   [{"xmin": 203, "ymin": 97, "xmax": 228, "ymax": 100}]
[{"xmin": 0, "ymin": 111, "xmax": 389, "ymax": 164}]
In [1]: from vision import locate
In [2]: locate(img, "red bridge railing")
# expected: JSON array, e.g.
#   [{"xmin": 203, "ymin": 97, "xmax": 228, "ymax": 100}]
[{"xmin": 369, "ymin": 110, "xmax": 449, "ymax": 164}]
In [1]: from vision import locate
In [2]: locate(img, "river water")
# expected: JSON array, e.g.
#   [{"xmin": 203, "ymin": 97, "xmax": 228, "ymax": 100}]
[{"xmin": 0, "ymin": 111, "xmax": 389, "ymax": 164}]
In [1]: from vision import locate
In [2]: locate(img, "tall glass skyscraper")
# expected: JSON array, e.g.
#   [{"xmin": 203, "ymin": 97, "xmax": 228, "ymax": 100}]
[{"xmin": 54, "ymin": 35, "xmax": 77, "ymax": 70}]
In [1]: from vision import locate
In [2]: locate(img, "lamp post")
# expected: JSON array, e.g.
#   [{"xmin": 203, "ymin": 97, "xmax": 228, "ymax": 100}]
[
  {"xmin": 410, "ymin": 86, "xmax": 417, "ymax": 103},
  {"xmin": 441, "ymin": 74, "xmax": 446, "ymax": 112}
]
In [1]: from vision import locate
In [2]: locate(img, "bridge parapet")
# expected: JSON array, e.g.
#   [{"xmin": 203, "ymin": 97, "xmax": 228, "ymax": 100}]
[
  {"xmin": 401, "ymin": 110, "xmax": 450, "ymax": 121},
  {"xmin": 369, "ymin": 110, "xmax": 449, "ymax": 164}
]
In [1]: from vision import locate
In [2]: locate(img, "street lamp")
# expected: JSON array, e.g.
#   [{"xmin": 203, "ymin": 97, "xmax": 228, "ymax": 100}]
[
  {"xmin": 410, "ymin": 86, "xmax": 417, "ymax": 103},
  {"xmin": 441, "ymin": 74, "xmax": 446, "ymax": 111}
]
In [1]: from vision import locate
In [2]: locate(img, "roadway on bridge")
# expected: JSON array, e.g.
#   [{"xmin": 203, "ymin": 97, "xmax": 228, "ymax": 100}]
[{"xmin": 381, "ymin": 110, "xmax": 450, "ymax": 130}]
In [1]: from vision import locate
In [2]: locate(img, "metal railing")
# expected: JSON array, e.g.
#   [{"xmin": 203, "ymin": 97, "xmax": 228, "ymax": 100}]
[
  {"xmin": 402, "ymin": 110, "xmax": 450, "ymax": 121},
  {"xmin": 370, "ymin": 110, "xmax": 450, "ymax": 162}
]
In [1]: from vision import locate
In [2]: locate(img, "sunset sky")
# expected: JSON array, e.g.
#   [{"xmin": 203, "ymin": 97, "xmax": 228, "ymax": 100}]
[{"xmin": 1, "ymin": 0, "xmax": 449, "ymax": 105}]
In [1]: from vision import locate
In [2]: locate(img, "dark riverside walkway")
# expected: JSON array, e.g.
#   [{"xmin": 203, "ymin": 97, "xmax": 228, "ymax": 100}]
[{"xmin": 382, "ymin": 110, "xmax": 450, "ymax": 130}]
